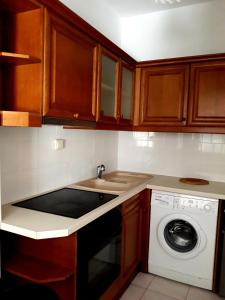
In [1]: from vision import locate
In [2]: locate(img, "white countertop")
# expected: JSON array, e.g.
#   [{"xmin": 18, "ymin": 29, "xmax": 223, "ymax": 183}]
[
  {"xmin": 147, "ymin": 175, "xmax": 225, "ymax": 199},
  {"xmin": 1, "ymin": 173, "xmax": 225, "ymax": 239}
]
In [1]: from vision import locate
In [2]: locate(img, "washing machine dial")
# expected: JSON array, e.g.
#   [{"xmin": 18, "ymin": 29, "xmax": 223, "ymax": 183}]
[
  {"xmin": 173, "ymin": 197, "xmax": 180, "ymax": 209},
  {"xmin": 203, "ymin": 203, "xmax": 212, "ymax": 212}
]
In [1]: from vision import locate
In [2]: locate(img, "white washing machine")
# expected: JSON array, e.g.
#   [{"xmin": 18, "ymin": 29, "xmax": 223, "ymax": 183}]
[{"xmin": 148, "ymin": 190, "xmax": 219, "ymax": 290}]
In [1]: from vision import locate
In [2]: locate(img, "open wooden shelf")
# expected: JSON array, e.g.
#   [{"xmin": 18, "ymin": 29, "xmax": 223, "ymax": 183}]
[
  {"xmin": 0, "ymin": 52, "xmax": 41, "ymax": 65},
  {"xmin": 0, "ymin": 111, "xmax": 42, "ymax": 127},
  {"xmin": 5, "ymin": 254, "xmax": 74, "ymax": 284}
]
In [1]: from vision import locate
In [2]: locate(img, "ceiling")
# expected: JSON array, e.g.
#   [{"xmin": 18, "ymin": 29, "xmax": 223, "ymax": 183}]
[{"xmin": 103, "ymin": 0, "xmax": 215, "ymax": 17}]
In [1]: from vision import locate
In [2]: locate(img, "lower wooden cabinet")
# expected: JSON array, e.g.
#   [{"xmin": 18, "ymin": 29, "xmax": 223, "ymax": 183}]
[
  {"xmin": 140, "ymin": 190, "xmax": 151, "ymax": 272},
  {"xmin": 2, "ymin": 233, "xmax": 77, "ymax": 300},
  {"xmin": 122, "ymin": 193, "xmax": 142, "ymax": 281},
  {"xmin": 2, "ymin": 190, "xmax": 150, "ymax": 300}
]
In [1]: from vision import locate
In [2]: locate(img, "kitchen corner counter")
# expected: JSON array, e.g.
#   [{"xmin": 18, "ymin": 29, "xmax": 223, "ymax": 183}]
[
  {"xmin": 0, "ymin": 178, "xmax": 148, "ymax": 240},
  {"xmin": 147, "ymin": 175, "xmax": 225, "ymax": 200},
  {"xmin": 1, "ymin": 173, "xmax": 225, "ymax": 239}
]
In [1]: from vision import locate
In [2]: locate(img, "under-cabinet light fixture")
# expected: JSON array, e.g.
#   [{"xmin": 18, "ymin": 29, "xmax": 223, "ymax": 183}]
[{"xmin": 155, "ymin": 0, "xmax": 181, "ymax": 4}]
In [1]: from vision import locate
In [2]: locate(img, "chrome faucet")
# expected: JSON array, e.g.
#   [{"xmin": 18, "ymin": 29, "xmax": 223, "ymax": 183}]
[{"xmin": 97, "ymin": 164, "xmax": 105, "ymax": 179}]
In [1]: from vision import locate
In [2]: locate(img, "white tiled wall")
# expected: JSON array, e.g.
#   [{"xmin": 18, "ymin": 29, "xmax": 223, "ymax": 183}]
[
  {"xmin": 118, "ymin": 132, "xmax": 225, "ymax": 183},
  {"xmin": 0, "ymin": 126, "xmax": 118, "ymax": 204},
  {"xmin": 1, "ymin": 128, "xmax": 225, "ymax": 205}
]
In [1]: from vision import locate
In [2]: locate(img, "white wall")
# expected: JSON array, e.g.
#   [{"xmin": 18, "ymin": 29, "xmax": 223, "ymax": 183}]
[
  {"xmin": 118, "ymin": 132, "xmax": 225, "ymax": 183},
  {"xmin": 117, "ymin": 1, "xmax": 225, "ymax": 184},
  {"xmin": 0, "ymin": 126, "xmax": 118, "ymax": 204},
  {"xmin": 120, "ymin": 0, "xmax": 225, "ymax": 61},
  {"xmin": 59, "ymin": 0, "xmax": 121, "ymax": 46}
]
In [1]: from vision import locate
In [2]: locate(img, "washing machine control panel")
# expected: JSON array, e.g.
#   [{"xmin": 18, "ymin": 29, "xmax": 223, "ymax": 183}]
[
  {"xmin": 173, "ymin": 198, "xmax": 216, "ymax": 213},
  {"xmin": 152, "ymin": 191, "xmax": 218, "ymax": 214},
  {"xmin": 153, "ymin": 194, "xmax": 173, "ymax": 208}
]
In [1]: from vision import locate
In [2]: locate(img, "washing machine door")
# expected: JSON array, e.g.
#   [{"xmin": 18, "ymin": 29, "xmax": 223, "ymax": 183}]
[
  {"xmin": 164, "ymin": 219, "xmax": 198, "ymax": 252},
  {"xmin": 158, "ymin": 214, "xmax": 207, "ymax": 260}
]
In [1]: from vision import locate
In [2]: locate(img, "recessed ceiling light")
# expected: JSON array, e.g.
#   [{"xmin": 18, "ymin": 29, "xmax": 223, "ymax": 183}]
[{"xmin": 155, "ymin": 0, "xmax": 181, "ymax": 4}]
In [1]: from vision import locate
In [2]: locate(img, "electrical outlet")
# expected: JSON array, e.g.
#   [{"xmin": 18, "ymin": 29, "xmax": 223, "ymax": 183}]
[{"xmin": 52, "ymin": 139, "xmax": 65, "ymax": 150}]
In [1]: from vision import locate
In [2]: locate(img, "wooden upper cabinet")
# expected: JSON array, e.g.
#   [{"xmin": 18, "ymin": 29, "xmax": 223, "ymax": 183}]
[
  {"xmin": 97, "ymin": 48, "xmax": 134, "ymax": 126},
  {"xmin": 139, "ymin": 64, "xmax": 189, "ymax": 126},
  {"xmin": 43, "ymin": 10, "xmax": 98, "ymax": 122},
  {"xmin": 97, "ymin": 48, "xmax": 119, "ymax": 124},
  {"xmin": 188, "ymin": 61, "xmax": 225, "ymax": 126},
  {"xmin": 119, "ymin": 63, "xmax": 134, "ymax": 125},
  {"xmin": 0, "ymin": 1, "xmax": 43, "ymax": 127}
]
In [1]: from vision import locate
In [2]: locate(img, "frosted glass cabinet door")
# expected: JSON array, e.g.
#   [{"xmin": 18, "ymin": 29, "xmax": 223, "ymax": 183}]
[
  {"xmin": 100, "ymin": 55, "xmax": 117, "ymax": 119},
  {"xmin": 121, "ymin": 66, "xmax": 133, "ymax": 121}
]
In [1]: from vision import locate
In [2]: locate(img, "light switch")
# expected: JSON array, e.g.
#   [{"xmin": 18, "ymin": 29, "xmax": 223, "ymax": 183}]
[{"xmin": 52, "ymin": 139, "xmax": 65, "ymax": 150}]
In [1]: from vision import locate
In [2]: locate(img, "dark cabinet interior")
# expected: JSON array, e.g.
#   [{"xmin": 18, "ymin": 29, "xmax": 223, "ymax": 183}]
[
  {"xmin": 101, "ymin": 190, "xmax": 148, "ymax": 300},
  {"xmin": 76, "ymin": 206, "xmax": 122, "ymax": 300},
  {"xmin": 2, "ymin": 233, "xmax": 77, "ymax": 300}
]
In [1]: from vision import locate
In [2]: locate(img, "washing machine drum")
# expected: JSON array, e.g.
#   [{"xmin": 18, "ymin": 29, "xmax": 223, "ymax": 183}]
[
  {"xmin": 158, "ymin": 214, "xmax": 207, "ymax": 259},
  {"xmin": 164, "ymin": 220, "xmax": 198, "ymax": 253}
]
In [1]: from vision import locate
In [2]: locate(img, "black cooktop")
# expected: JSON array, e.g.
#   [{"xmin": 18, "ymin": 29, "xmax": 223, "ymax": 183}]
[{"xmin": 13, "ymin": 188, "xmax": 117, "ymax": 219}]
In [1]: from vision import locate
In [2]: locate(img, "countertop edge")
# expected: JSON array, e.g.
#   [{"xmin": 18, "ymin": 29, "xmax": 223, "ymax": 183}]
[{"xmin": 0, "ymin": 182, "xmax": 148, "ymax": 239}]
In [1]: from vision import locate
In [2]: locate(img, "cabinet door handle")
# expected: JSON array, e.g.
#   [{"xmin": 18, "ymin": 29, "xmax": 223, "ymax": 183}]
[
  {"xmin": 182, "ymin": 117, "xmax": 186, "ymax": 123},
  {"xmin": 74, "ymin": 113, "xmax": 79, "ymax": 119}
]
